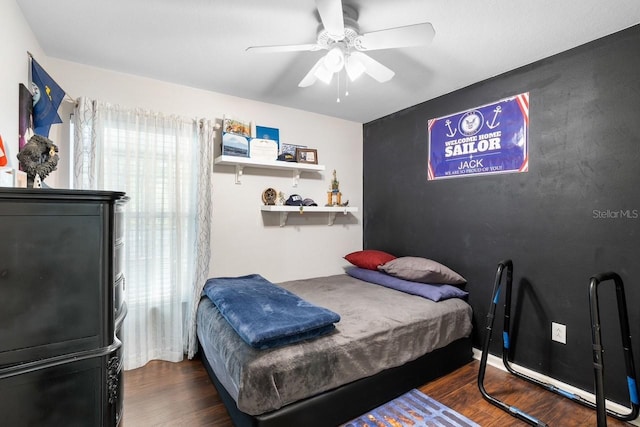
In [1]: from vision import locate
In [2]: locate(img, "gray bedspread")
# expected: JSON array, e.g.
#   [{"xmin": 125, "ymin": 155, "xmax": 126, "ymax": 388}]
[{"xmin": 196, "ymin": 273, "xmax": 472, "ymax": 416}]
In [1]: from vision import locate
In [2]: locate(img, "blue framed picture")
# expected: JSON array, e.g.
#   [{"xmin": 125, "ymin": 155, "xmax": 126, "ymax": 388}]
[{"xmin": 255, "ymin": 125, "xmax": 279, "ymax": 145}]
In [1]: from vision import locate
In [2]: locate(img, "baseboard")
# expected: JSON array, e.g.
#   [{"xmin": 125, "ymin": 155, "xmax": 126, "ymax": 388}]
[{"xmin": 472, "ymin": 348, "xmax": 640, "ymax": 426}]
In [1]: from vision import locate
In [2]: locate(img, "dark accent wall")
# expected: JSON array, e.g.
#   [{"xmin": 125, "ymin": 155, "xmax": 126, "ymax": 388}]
[{"xmin": 363, "ymin": 25, "xmax": 640, "ymax": 403}]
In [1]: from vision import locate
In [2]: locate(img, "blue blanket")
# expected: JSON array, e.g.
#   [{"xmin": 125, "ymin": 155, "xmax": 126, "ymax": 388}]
[{"xmin": 203, "ymin": 274, "xmax": 341, "ymax": 349}]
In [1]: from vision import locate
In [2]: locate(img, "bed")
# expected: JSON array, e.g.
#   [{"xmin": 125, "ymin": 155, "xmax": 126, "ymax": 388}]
[{"xmin": 197, "ymin": 270, "xmax": 473, "ymax": 427}]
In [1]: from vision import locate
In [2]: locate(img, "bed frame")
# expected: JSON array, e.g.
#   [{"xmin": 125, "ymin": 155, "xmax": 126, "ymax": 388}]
[{"xmin": 199, "ymin": 335, "xmax": 472, "ymax": 427}]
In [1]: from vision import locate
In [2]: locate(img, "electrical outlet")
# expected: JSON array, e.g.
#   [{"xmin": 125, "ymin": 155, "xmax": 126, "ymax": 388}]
[{"xmin": 552, "ymin": 322, "xmax": 567, "ymax": 344}]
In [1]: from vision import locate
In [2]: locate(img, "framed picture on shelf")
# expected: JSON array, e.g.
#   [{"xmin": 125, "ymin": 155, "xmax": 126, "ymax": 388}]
[
  {"xmin": 255, "ymin": 125, "xmax": 280, "ymax": 145},
  {"xmin": 222, "ymin": 117, "xmax": 251, "ymax": 138},
  {"xmin": 222, "ymin": 132, "xmax": 249, "ymax": 157},
  {"xmin": 280, "ymin": 143, "xmax": 306, "ymax": 156},
  {"xmin": 296, "ymin": 148, "xmax": 318, "ymax": 164},
  {"xmin": 222, "ymin": 116, "xmax": 251, "ymax": 157},
  {"xmin": 249, "ymin": 138, "xmax": 278, "ymax": 161}
]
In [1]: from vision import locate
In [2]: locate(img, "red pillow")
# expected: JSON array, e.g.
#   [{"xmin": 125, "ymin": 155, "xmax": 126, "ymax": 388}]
[{"xmin": 344, "ymin": 250, "xmax": 397, "ymax": 271}]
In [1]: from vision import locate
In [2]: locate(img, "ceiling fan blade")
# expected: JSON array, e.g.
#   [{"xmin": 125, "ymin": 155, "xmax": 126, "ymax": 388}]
[
  {"xmin": 298, "ymin": 56, "xmax": 327, "ymax": 87},
  {"xmin": 355, "ymin": 23, "xmax": 435, "ymax": 51},
  {"xmin": 246, "ymin": 43, "xmax": 321, "ymax": 53},
  {"xmin": 316, "ymin": 0, "xmax": 345, "ymax": 40},
  {"xmin": 350, "ymin": 52, "xmax": 395, "ymax": 83}
]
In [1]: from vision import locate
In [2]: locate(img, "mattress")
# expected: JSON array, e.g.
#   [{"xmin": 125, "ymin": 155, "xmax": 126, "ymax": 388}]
[{"xmin": 196, "ymin": 273, "xmax": 472, "ymax": 416}]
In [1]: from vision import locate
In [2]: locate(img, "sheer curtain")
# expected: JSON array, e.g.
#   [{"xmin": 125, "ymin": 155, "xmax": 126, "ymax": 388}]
[{"xmin": 73, "ymin": 98, "xmax": 212, "ymax": 369}]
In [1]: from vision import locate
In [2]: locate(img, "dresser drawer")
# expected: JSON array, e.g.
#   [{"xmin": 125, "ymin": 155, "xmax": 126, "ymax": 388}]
[
  {"xmin": 0, "ymin": 208, "xmax": 106, "ymax": 365},
  {"xmin": 0, "ymin": 354, "xmax": 107, "ymax": 426}
]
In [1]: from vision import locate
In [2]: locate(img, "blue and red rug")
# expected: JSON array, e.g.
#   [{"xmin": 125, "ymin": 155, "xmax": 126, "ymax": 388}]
[{"xmin": 342, "ymin": 389, "xmax": 479, "ymax": 427}]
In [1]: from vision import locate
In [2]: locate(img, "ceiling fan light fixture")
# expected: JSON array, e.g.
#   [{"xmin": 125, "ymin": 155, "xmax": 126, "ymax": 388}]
[
  {"xmin": 255, "ymin": 0, "xmax": 435, "ymax": 90},
  {"xmin": 345, "ymin": 55, "xmax": 365, "ymax": 81},
  {"xmin": 323, "ymin": 46, "xmax": 345, "ymax": 73},
  {"xmin": 314, "ymin": 63, "xmax": 334, "ymax": 84}
]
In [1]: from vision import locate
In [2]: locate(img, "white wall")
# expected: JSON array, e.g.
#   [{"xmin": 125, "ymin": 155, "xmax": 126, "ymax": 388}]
[
  {"xmin": 2, "ymin": 0, "xmax": 363, "ymax": 282},
  {"xmin": 0, "ymin": 2, "xmax": 71, "ymax": 187},
  {"xmin": 0, "ymin": 1, "xmax": 41, "ymax": 167}
]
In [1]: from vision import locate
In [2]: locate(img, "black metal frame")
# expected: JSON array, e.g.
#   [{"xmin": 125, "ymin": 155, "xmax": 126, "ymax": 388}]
[
  {"xmin": 589, "ymin": 272, "xmax": 640, "ymax": 426},
  {"xmin": 478, "ymin": 260, "xmax": 639, "ymax": 427},
  {"xmin": 477, "ymin": 260, "xmax": 548, "ymax": 426}
]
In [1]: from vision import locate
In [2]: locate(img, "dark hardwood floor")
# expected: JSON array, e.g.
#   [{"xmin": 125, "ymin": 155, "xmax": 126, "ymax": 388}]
[{"xmin": 122, "ymin": 357, "xmax": 633, "ymax": 426}]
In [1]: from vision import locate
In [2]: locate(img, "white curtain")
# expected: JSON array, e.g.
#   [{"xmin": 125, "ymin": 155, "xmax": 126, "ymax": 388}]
[{"xmin": 73, "ymin": 97, "xmax": 212, "ymax": 369}]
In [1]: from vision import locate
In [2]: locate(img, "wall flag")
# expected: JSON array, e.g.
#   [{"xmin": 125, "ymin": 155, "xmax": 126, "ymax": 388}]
[
  {"xmin": 428, "ymin": 92, "xmax": 529, "ymax": 180},
  {"xmin": 30, "ymin": 56, "xmax": 66, "ymax": 137}
]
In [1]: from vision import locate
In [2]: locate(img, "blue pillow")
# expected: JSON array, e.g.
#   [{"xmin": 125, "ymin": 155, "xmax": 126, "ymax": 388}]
[{"xmin": 346, "ymin": 267, "xmax": 468, "ymax": 302}]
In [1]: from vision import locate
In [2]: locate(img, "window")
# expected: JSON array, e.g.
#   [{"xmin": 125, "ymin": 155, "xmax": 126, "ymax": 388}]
[{"xmin": 73, "ymin": 99, "xmax": 212, "ymax": 369}]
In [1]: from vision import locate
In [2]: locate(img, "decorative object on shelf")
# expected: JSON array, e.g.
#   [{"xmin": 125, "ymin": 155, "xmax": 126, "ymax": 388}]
[
  {"xmin": 262, "ymin": 187, "xmax": 278, "ymax": 205},
  {"xmin": 277, "ymin": 152, "xmax": 296, "ymax": 162},
  {"xmin": 285, "ymin": 194, "xmax": 304, "ymax": 206},
  {"xmin": 280, "ymin": 143, "xmax": 306, "ymax": 161},
  {"xmin": 326, "ymin": 169, "xmax": 342, "ymax": 206},
  {"xmin": 222, "ymin": 116, "xmax": 251, "ymax": 157},
  {"xmin": 251, "ymin": 125, "xmax": 280, "ymax": 161},
  {"xmin": 296, "ymin": 148, "xmax": 318, "ymax": 164},
  {"xmin": 254, "ymin": 125, "xmax": 280, "ymax": 146},
  {"xmin": 16, "ymin": 134, "xmax": 59, "ymax": 188},
  {"xmin": 285, "ymin": 194, "xmax": 304, "ymax": 213},
  {"xmin": 222, "ymin": 133, "xmax": 249, "ymax": 157},
  {"xmin": 223, "ymin": 117, "xmax": 251, "ymax": 137},
  {"xmin": 284, "ymin": 195, "xmax": 317, "ymax": 207},
  {"xmin": 250, "ymin": 138, "xmax": 279, "ymax": 161},
  {"xmin": 277, "ymin": 191, "xmax": 286, "ymax": 205}
]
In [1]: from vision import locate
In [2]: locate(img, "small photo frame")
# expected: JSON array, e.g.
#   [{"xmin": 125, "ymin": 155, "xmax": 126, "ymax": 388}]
[
  {"xmin": 296, "ymin": 148, "xmax": 318, "ymax": 164},
  {"xmin": 280, "ymin": 143, "xmax": 305, "ymax": 156},
  {"xmin": 223, "ymin": 117, "xmax": 251, "ymax": 138}
]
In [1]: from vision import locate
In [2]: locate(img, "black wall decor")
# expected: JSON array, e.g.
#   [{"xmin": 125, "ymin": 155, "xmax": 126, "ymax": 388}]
[{"xmin": 363, "ymin": 25, "xmax": 640, "ymax": 404}]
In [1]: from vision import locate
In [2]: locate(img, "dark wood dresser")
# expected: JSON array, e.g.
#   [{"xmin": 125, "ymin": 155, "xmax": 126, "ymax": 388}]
[{"xmin": 0, "ymin": 188, "xmax": 128, "ymax": 426}]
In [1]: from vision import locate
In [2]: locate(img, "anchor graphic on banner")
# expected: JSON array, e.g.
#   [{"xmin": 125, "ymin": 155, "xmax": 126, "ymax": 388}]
[
  {"xmin": 486, "ymin": 106, "xmax": 502, "ymax": 129},
  {"xmin": 444, "ymin": 119, "xmax": 457, "ymax": 137}
]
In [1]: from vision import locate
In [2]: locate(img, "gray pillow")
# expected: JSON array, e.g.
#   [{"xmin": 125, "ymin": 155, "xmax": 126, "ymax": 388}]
[{"xmin": 378, "ymin": 256, "xmax": 466, "ymax": 285}]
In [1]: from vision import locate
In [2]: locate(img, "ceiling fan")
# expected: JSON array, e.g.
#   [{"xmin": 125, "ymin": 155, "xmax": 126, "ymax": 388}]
[{"xmin": 246, "ymin": 0, "xmax": 435, "ymax": 88}]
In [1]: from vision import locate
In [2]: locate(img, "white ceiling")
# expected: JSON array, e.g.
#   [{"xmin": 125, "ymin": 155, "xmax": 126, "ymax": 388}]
[{"xmin": 16, "ymin": 0, "xmax": 640, "ymax": 124}]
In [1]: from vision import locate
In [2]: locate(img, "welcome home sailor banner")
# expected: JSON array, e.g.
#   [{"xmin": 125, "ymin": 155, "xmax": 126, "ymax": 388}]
[{"xmin": 427, "ymin": 92, "xmax": 529, "ymax": 180}]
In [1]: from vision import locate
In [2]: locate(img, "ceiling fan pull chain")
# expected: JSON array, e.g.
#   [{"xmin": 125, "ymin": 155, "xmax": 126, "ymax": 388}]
[
  {"xmin": 345, "ymin": 69, "xmax": 350, "ymax": 97},
  {"xmin": 336, "ymin": 71, "xmax": 341, "ymax": 103}
]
